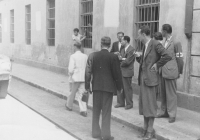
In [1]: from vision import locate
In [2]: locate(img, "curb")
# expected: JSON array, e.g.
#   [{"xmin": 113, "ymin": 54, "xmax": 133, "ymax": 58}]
[{"xmin": 11, "ymin": 75, "xmax": 168, "ymax": 140}]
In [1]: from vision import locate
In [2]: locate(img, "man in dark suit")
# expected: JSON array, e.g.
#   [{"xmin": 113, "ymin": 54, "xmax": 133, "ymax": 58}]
[
  {"xmin": 110, "ymin": 32, "xmax": 125, "ymax": 108},
  {"xmin": 136, "ymin": 25, "xmax": 171, "ymax": 140},
  {"xmin": 157, "ymin": 24, "xmax": 179, "ymax": 123},
  {"xmin": 85, "ymin": 36, "xmax": 122, "ymax": 140},
  {"xmin": 110, "ymin": 32, "xmax": 124, "ymax": 54},
  {"xmin": 116, "ymin": 36, "xmax": 135, "ymax": 110}
]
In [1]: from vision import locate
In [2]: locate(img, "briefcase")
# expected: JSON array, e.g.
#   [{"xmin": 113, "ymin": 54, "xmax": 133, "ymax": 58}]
[
  {"xmin": 82, "ymin": 91, "xmax": 89, "ymax": 102},
  {"xmin": 0, "ymin": 80, "xmax": 9, "ymax": 99}
]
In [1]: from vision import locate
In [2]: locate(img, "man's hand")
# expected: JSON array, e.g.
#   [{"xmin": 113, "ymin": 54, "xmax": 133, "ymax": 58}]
[
  {"xmin": 151, "ymin": 64, "xmax": 158, "ymax": 72},
  {"xmin": 134, "ymin": 52, "xmax": 142, "ymax": 57},
  {"xmin": 114, "ymin": 52, "xmax": 120, "ymax": 55},
  {"xmin": 118, "ymin": 55, "xmax": 122, "ymax": 60},
  {"xmin": 117, "ymin": 89, "xmax": 123, "ymax": 94}
]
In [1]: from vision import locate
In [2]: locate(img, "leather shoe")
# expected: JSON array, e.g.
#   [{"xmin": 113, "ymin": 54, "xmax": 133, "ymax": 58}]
[
  {"xmin": 143, "ymin": 130, "xmax": 155, "ymax": 140},
  {"xmin": 156, "ymin": 113, "xmax": 169, "ymax": 118},
  {"xmin": 102, "ymin": 136, "xmax": 114, "ymax": 140},
  {"xmin": 137, "ymin": 129, "xmax": 147, "ymax": 138},
  {"xmin": 114, "ymin": 104, "xmax": 125, "ymax": 108},
  {"xmin": 125, "ymin": 105, "xmax": 133, "ymax": 110},
  {"xmin": 65, "ymin": 103, "xmax": 72, "ymax": 111},
  {"xmin": 80, "ymin": 112, "xmax": 87, "ymax": 117},
  {"xmin": 168, "ymin": 117, "xmax": 175, "ymax": 123}
]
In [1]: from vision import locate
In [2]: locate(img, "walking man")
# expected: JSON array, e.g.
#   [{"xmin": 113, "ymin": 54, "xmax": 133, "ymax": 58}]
[
  {"xmin": 116, "ymin": 36, "xmax": 135, "ymax": 110},
  {"xmin": 85, "ymin": 36, "xmax": 122, "ymax": 140},
  {"xmin": 65, "ymin": 42, "xmax": 88, "ymax": 117},
  {"xmin": 136, "ymin": 25, "xmax": 171, "ymax": 140},
  {"xmin": 157, "ymin": 24, "xmax": 179, "ymax": 123}
]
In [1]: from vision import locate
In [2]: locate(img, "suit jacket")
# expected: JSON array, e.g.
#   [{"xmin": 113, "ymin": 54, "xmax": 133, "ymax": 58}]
[
  {"xmin": 110, "ymin": 41, "xmax": 124, "ymax": 53},
  {"xmin": 137, "ymin": 40, "xmax": 172, "ymax": 86},
  {"xmin": 68, "ymin": 51, "xmax": 88, "ymax": 82},
  {"xmin": 85, "ymin": 49, "xmax": 122, "ymax": 93},
  {"xmin": 161, "ymin": 37, "xmax": 179, "ymax": 79},
  {"xmin": 120, "ymin": 45, "xmax": 135, "ymax": 77}
]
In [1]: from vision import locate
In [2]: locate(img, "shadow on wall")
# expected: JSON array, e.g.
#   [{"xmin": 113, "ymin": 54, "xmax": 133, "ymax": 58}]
[
  {"xmin": 56, "ymin": 44, "xmax": 73, "ymax": 67},
  {"xmin": 31, "ymin": 42, "xmax": 47, "ymax": 61}
]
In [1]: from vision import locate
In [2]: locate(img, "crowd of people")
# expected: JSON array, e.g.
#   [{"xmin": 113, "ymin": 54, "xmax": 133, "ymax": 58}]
[{"xmin": 64, "ymin": 24, "xmax": 184, "ymax": 140}]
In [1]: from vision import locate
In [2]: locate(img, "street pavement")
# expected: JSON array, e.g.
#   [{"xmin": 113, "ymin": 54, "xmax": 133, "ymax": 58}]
[
  {"xmin": 7, "ymin": 78, "xmax": 141, "ymax": 140},
  {"xmin": 0, "ymin": 95, "xmax": 77, "ymax": 140},
  {"xmin": 10, "ymin": 63, "xmax": 200, "ymax": 140}
]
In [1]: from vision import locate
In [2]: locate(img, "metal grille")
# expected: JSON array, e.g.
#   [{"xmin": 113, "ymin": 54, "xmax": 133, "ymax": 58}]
[
  {"xmin": 135, "ymin": 0, "xmax": 160, "ymax": 51},
  {"xmin": 80, "ymin": 0, "xmax": 93, "ymax": 48},
  {"xmin": 47, "ymin": 0, "xmax": 55, "ymax": 46},
  {"xmin": 25, "ymin": 5, "xmax": 31, "ymax": 45},
  {"xmin": 10, "ymin": 10, "xmax": 14, "ymax": 43},
  {"xmin": 0, "ymin": 13, "xmax": 2, "ymax": 43}
]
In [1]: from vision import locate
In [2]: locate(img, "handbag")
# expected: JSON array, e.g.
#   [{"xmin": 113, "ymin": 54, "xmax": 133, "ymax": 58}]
[{"xmin": 82, "ymin": 91, "xmax": 89, "ymax": 102}]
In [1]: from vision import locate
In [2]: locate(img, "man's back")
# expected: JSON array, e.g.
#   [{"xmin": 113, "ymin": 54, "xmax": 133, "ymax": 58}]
[
  {"xmin": 68, "ymin": 51, "xmax": 88, "ymax": 82},
  {"xmin": 85, "ymin": 49, "xmax": 122, "ymax": 93}
]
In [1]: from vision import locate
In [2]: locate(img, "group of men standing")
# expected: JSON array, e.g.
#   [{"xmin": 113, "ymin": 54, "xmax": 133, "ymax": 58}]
[{"xmin": 65, "ymin": 24, "xmax": 182, "ymax": 140}]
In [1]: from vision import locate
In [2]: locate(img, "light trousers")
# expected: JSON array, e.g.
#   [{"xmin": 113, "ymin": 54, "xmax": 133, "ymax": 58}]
[{"xmin": 66, "ymin": 82, "xmax": 87, "ymax": 112}]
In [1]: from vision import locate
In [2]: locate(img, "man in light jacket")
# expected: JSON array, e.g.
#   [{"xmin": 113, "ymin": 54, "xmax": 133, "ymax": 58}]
[{"xmin": 65, "ymin": 42, "xmax": 88, "ymax": 117}]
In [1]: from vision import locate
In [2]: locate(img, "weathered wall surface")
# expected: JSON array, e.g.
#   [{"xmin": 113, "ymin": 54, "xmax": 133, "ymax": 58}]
[
  {"xmin": 0, "ymin": 0, "xmax": 79, "ymax": 67},
  {"xmin": 190, "ymin": 0, "xmax": 200, "ymax": 95}
]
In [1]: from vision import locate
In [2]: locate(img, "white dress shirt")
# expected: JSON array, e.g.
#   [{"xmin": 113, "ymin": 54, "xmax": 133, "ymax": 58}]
[
  {"xmin": 164, "ymin": 36, "xmax": 172, "ymax": 48},
  {"xmin": 118, "ymin": 42, "xmax": 122, "ymax": 51},
  {"xmin": 144, "ymin": 39, "xmax": 151, "ymax": 57},
  {"xmin": 68, "ymin": 51, "xmax": 88, "ymax": 82}
]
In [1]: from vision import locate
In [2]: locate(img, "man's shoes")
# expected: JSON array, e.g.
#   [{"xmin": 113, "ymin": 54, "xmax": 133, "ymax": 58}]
[
  {"xmin": 168, "ymin": 117, "xmax": 176, "ymax": 123},
  {"xmin": 114, "ymin": 104, "xmax": 125, "ymax": 108},
  {"xmin": 137, "ymin": 129, "xmax": 147, "ymax": 138},
  {"xmin": 65, "ymin": 103, "xmax": 72, "ymax": 111},
  {"xmin": 125, "ymin": 105, "xmax": 133, "ymax": 110},
  {"xmin": 156, "ymin": 113, "xmax": 169, "ymax": 118},
  {"xmin": 102, "ymin": 136, "xmax": 114, "ymax": 140},
  {"xmin": 80, "ymin": 112, "xmax": 87, "ymax": 117},
  {"xmin": 143, "ymin": 130, "xmax": 155, "ymax": 140}
]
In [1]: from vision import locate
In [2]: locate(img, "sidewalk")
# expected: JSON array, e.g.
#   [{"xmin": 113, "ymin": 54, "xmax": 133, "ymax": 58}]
[
  {"xmin": 0, "ymin": 95, "xmax": 77, "ymax": 140},
  {"xmin": 10, "ymin": 63, "xmax": 200, "ymax": 140}
]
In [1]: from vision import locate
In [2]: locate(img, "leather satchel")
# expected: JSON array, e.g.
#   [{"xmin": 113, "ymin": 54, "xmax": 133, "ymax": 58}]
[{"xmin": 82, "ymin": 91, "xmax": 89, "ymax": 102}]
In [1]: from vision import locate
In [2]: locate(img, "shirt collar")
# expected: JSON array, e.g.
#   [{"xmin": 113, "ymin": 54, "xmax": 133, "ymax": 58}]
[
  {"xmin": 145, "ymin": 39, "xmax": 151, "ymax": 47},
  {"xmin": 166, "ymin": 36, "xmax": 172, "ymax": 41}
]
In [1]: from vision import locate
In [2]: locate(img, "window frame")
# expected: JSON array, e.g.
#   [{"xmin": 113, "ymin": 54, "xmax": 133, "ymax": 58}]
[
  {"xmin": 10, "ymin": 9, "xmax": 14, "ymax": 43},
  {"xmin": 135, "ymin": 0, "xmax": 160, "ymax": 51},
  {"xmin": 80, "ymin": 0, "xmax": 93, "ymax": 49},
  {"xmin": 47, "ymin": 0, "xmax": 55, "ymax": 46},
  {"xmin": 25, "ymin": 4, "xmax": 31, "ymax": 45}
]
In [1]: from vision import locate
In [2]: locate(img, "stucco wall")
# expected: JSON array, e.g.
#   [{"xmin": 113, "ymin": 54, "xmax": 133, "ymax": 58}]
[{"xmin": 0, "ymin": 0, "xmax": 79, "ymax": 67}]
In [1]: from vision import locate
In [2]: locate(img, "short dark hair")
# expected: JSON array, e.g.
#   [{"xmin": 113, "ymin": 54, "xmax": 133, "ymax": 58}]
[
  {"xmin": 101, "ymin": 36, "xmax": 111, "ymax": 46},
  {"xmin": 162, "ymin": 24, "xmax": 172, "ymax": 34},
  {"xmin": 139, "ymin": 25, "xmax": 150, "ymax": 36},
  {"xmin": 73, "ymin": 28, "xmax": 79, "ymax": 32},
  {"xmin": 154, "ymin": 32, "xmax": 163, "ymax": 41},
  {"xmin": 123, "ymin": 36, "xmax": 130, "ymax": 43},
  {"xmin": 74, "ymin": 42, "xmax": 81, "ymax": 49},
  {"xmin": 117, "ymin": 32, "xmax": 124, "ymax": 36}
]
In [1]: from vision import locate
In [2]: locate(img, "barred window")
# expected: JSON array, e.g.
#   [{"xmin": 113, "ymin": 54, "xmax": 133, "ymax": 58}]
[
  {"xmin": 0, "ymin": 13, "xmax": 2, "ymax": 43},
  {"xmin": 25, "ymin": 5, "xmax": 31, "ymax": 45},
  {"xmin": 10, "ymin": 10, "xmax": 14, "ymax": 43},
  {"xmin": 80, "ymin": 0, "xmax": 93, "ymax": 48},
  {"xmin": 47, "ymin": 0, "xmax": 55, "ymax": 46},
  {"xmin": 135, "ymin": 0, "xmax": 160, "ymax": 51}
]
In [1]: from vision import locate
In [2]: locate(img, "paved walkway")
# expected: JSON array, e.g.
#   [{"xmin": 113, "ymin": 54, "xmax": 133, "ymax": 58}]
[
  {"xmin": 10, "ymin": 63, "xmax": 200, "ymax": 140},
  {"xmin": 0, "ymin": 95, "xmax": 77, "ymax": 140}
]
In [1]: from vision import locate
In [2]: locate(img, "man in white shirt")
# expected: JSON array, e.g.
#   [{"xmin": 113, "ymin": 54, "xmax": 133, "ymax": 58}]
[{"xmin": 65, "ymin": 42, "xmax": 88, "ymax": 117}]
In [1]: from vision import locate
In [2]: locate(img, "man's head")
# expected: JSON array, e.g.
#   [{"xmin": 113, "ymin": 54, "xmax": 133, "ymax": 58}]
[
  {"xmin": 73, "ymin": 28, "xmax": 79, "ymax": 36},
  {"xmin": 137, "ymin": 25, "xmax": 151, "ymax": 44},
  {"xmin": 101, "ymin": 36, "xmax": 111, "ymax": 49},
  {"xmin": 153, "ymin": 32, "xmax": 163, "ymax": 41},
  {"xmin": 121, "ymin": 36, "xmax": 130, "ymax": 47},
  {"xmin": 161, "ymin": 24, "xmax": 172, "ymax": 37},
  {"xmin": 117, "ymin": 32, "xmax": 124, "ymax": 42},
  {"xmin": 74, "ymin": 41, "xmax": 82, "ymax": 51}
]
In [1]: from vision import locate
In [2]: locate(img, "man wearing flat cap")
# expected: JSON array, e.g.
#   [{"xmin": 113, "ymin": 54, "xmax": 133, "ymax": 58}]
[{"xmin": 85, "ymin": 36, "xmax": 122, "ymax": 140}]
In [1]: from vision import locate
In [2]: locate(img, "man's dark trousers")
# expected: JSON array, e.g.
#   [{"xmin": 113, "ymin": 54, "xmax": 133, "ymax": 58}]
[
  {"xmin": 121, "ymin": 77, "xmax": 133, "ymax": 107},
  {"xmin": 92, "ymin": 91, "xmax": 113, "ymax": 139}
]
